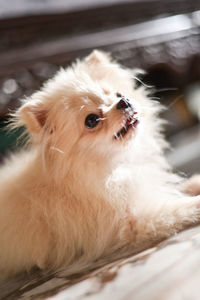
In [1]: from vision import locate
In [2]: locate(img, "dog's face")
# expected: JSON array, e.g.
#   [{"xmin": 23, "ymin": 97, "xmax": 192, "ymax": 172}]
[{"xmin": 16, "ymin": 51, "xmax": 160, "ymax": 179}]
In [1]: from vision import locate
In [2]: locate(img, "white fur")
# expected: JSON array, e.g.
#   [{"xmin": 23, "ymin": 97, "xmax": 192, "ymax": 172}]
[{"xmin": 0, "ymin": 50, "xmax": 200, "ymax": 278}]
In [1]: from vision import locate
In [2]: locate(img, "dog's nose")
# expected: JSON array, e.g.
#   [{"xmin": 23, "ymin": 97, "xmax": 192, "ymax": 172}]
[{"xmin": 116, "ymin": 97, "xmax": 132, "ymax": 110}]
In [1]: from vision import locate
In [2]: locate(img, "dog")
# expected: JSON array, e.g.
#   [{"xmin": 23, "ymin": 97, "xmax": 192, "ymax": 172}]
[{"xmin": 0, "ymin": 50, "xmax": 200, "ymax": 279}]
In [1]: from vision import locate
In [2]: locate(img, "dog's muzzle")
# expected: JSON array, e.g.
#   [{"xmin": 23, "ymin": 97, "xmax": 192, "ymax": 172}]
[{"xmin": 114, "ymin": 97, "xmax": 138, "ymax": 139}]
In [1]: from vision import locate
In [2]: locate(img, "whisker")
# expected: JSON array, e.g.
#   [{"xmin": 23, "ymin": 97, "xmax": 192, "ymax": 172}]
[
  {"xmin": 133, "ymin": 76, "xmax": 178, "ymax": 96},
  {"xmin": 151, "ymin": 97, "xmax": 161, "ymax": 101},
  {"xmin": 50, "ymin": 146, "xmax": 64, "ymax": 154},
  {"xmin": 156, "ymin": 87, "xmax": 178, "ymax": 93},
  {"xmin": 98, "ymin": 117, "xmax": 107, "ymax": 121},
  {"xmin": 80, "ymin": 105, "xmax": 85, "ymax": 110},
  {"xmin": 132, "ymin": 77, "xmax": 153, "ymax": 89}
]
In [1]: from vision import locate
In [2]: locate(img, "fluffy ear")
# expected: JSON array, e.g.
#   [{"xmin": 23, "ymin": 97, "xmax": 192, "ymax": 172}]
[
  {"xmin": 18, "ymin": 101, "xmax": 47, "ymax": 134},
  {"xmin": 85, "ymin": 50, "xmax": 112, "ymax": 65}
]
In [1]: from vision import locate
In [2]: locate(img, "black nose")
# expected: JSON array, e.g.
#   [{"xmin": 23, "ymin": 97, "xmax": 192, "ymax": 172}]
[{"xmin": 116, "ymin": 97, "xmax": 131, "ymax": 110}]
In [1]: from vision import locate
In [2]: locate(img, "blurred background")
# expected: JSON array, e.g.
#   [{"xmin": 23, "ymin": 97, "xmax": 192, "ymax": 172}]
[{"xmin": 0, "ymin": 0, "xmax": 199, "ymax": 175}]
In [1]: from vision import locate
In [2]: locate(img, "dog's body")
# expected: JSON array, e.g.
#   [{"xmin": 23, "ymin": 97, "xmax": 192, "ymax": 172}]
[{"xmin": 0, "ymin": 50, "xmax": 200, "ymax": 278}]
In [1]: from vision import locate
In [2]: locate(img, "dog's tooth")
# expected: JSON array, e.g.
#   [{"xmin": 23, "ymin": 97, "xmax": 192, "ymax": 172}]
[{"xmin": 114, "ymin": 133, "xmax": 118, "ymax": 139}]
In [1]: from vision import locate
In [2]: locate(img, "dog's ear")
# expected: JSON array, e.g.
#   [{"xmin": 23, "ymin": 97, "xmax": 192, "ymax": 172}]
[
  {"xmin": 85, "ymin": 50, "xmax": 112, "ymax": 65},
  {"xmin": 18, "ymin": 101, "xmax": 47, "ymax": 134}
]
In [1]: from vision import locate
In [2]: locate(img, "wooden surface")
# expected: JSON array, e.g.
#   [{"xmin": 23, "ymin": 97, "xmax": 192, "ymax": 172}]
[{"xmin": 1, "ymin": 225, "xmax": 200, "ymax": 299}]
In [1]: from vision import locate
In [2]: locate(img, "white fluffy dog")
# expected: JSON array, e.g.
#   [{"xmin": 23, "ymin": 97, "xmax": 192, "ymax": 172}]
[{"xmin": 0, "ymin": 50, "xmax": 200, "ymax": 278}]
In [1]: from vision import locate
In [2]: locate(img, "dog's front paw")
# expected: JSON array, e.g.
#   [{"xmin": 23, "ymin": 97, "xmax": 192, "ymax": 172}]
[{"xmin": 183, "ymin": 175, "xmax": 200, "ymax": 196}]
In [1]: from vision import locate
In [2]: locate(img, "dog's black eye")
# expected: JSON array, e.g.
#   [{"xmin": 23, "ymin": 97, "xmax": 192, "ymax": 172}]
[{"xmin": 85, "ymin": 114, "xmax": 100, "ymax": 129}]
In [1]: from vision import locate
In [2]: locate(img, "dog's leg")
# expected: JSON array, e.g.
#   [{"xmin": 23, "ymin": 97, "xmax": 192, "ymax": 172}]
[
  {"xmin": 133, "ymin": 195, "xmax": 200, "ymax": 251},
  {"xmin": 181, "ymin": 175, "xmax": 200, "ymax": 196}
]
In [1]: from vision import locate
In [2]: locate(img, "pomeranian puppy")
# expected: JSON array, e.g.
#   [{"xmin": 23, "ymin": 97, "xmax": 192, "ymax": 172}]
[{"xmin": 0, "ymin": 50, "xmax": 200, "ymax": 279}]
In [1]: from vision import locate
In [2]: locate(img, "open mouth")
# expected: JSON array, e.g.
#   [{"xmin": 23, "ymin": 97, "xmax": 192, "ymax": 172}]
[{"xmin": 114, "ymin": 113, "xmax": 139, "ymax": 139}]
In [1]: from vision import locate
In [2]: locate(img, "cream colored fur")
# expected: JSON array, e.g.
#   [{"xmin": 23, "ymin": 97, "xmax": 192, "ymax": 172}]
[{"xmin": 0, "ymin": 50, "xmax": 200, "ymax": 279}]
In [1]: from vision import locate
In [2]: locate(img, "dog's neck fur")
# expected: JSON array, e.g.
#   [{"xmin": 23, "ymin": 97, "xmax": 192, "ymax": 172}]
[{"xmin": 2, "ymin": 137, "xmax": 180, "ymax": 214}]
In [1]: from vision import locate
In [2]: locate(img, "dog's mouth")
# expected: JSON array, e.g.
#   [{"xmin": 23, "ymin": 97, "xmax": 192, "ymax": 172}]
[{"xmin": 114, "ymin": 112, "xmax": 139, "ymax": 140}]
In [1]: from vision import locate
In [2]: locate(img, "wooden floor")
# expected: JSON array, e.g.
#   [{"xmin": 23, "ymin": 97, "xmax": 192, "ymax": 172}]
[{"xmin": 1, "ymin": 225, "xmax": 200, "ymax": 300}]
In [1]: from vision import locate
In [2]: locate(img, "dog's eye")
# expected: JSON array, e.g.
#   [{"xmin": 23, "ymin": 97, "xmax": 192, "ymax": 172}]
[{"xmin": 85, "ymin": 114, "xmax": 100, "ymax": 129}]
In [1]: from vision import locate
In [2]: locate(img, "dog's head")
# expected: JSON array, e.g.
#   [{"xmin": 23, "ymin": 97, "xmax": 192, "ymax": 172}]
[{"xmin": 14, "ymin": 50, "xmax": 163, "ymax": 180}]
